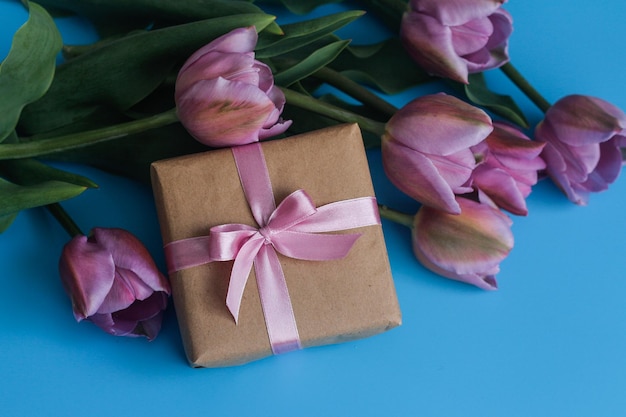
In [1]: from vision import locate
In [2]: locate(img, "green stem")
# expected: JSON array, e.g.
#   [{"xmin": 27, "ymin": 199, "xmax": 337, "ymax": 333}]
[
  {"xmin": 0, "ymin": 108, "xmax": 179, "ymax": 160},
  {"xmin": 312, "ymin": 66, "xmax": 399, "ymax": 117},
  {"xmin": 46, "ymin": 203, "xmax": 83, "ymax": 238},
  {"xmin": 500, "ymin": 62, "xmax": 552, "ymax": 113},
  {"xmin": 377, "ymin": 204, "xmax": 414, "ymax": 228},
  {"xmin": 280, "ymin": 87, "xmax": 386, "ymax": 139}
]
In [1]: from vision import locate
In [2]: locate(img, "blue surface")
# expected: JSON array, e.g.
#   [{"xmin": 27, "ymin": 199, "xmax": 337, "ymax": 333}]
[{"xmin": 2, "ymin": 1, "xmax": 626, "ymax": 416}]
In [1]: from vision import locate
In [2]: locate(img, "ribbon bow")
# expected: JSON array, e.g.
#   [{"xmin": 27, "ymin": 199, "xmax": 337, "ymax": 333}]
[{"xmin": 164, "ymin": 142, "xmax": 380, "ymax": 354}]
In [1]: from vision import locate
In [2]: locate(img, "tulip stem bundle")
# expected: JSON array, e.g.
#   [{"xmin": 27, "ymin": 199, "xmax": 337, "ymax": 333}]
[
  {"xmin": 377, "ymin": 204, "xmax": 414, "ymax": 228},
  {"xmin": 500, "ymin": 62, "xmax": 552, "ymax": 113},
  {"xmin": 311, "ymin": 66, "xmax": 399, "ymax": 117},
  {"xmin": 0, "ymin": 108, "xmax": 179, "ymax": 160},
  {"xmin": 280, "ymin": 87, "xmax": 387, "ymax": 139},
  {"xmin": 46, "ymin": 203, "xmax": 83, "ymax": 238}
]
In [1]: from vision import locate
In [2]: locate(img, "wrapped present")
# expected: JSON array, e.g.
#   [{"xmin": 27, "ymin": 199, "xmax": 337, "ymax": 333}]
[{"xmin": 151, "ymin": 124, "xmax": 401, "ymax": 367}]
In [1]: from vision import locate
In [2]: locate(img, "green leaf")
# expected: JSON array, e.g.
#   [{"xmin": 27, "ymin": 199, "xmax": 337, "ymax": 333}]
[
  {"xmin": 0, "ymin": 130, "xmax": 98, "ymax": 188},
  {"xmin": 329, "ymin": 38, "xmax": 433, "ymax": 94},
  {"xmin": 18, "ymin": 14, "xmax": 276, "ymax": 135},
  {"xmin": 34, "ymin": 0, "xmax": 282, "ymax": 36},
  {"xmin": 273, "ymin": 40, "xmax": 350, "ymax": 86},
  {"xmin": 47, "ymin": 124, "xmax": 207, "ymax": 185},
  {"xmin": 0, "ymin": 1, "xmax": 62, "ymax": 142},
  {"xmin": 0, "ymin": 178, "xmax": 87, "ymax": 216},
  {"xmin": 0, "ymin": 158, "xmax": 98, "ymax": 189},
  {"xmin": 256, "ymin": 10, "xmax": 364, "ymax": 58},
  {"xmin": 464, "ymin": 72, "xmax": 529, "ymax": 128},
  {"xmin": 0, "ymin": 212, "xmax": 19, "ymax": 233}
]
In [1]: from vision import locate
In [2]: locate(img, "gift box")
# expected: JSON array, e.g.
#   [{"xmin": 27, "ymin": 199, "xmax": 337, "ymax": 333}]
[{"xmin": 150, "ymin": 124, "xmax": 401, "ymax": 367}]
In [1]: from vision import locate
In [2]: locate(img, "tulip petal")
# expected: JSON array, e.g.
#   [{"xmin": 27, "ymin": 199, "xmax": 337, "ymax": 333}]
[
  {"xmin": 545, "ymin": 95, "xmax": 626, "ymax": 146},
  {"xmin": 178, "ymin": 27, "xmax": 257, "ymax": 75},
  {"xmin": 473, "ymin": 165, "xmax": 528, "ymax": 215},
  {"xmin": 59, "ymin": 235, "xmax": 116, "ymax": 320},
  {"xmin": 175, "ymin": 51, "xmax": 258, "ymax": 99},
  {"xmin": 451, "ymin": 17, "xmax": 492, "ymax": 56},
  {"xmin": 383, "ymin": 139, "xmax": 462, "ymax": 214},
  {"xmin": 401, "ymin": 12, "xmax": 469, "ymax": 83},
  {"xmin": 136, "ymin": 312, "xmax": 166, "ymax": 341},
  {"xmin": 114, "ymin": 292, "xmax": 169, "ymax": 323},
  {"xmin": 91, "ymin": 228, "xmax": 169, "ymax": 293},
  {"xmin": 413, "ymin": 197, "xmax": 513, "ymax": 284},
  {"xmin": 90, "ymin": 312, "xmax": 138, "ymax": 337},
  {"xmin": 96, "ymin": 269, "xmax": 155, "ymax": 314},
  {"xmin": 580, "ymin": 139, "xmax": 623, "ymax": 192},
  {"xmin": 410, "ymin": 0, "xmax": 507, "ymax": 26},
  {"xmin": 176, "ymin": 77, "xmax": 278, "ymax": 147},
  {"xmin": 386, "ymin": 94, "xmax": 493, "ymax": 155}
]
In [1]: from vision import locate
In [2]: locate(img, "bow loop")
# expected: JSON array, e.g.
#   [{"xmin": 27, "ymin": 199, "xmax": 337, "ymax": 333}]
[{"xmin": 264, "ymin": 189, "xmax": 317, "ymax": 232}]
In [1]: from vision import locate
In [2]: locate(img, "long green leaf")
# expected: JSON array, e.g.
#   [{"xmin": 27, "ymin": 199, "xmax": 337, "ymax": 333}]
[
  {"xmin": 18, "ymin": 14, "xmax": 276, "ymax": 135},
  {"xmin": 40, "ymin": 0, "xmax": 283, "ymax": 36},
  {"xmin": 0, "ymin": 158, "xmax": 98, "ymax": 189},
  {"xmin": 0, "ymin": 130, "xmax": 97, "ymax": 188},
  {"xmin": 464, "ymin": 73, "xmax": 529, "ymax": 128},
  {"xmin": 0, "ymin": 212, "xmax": 19, "ymax": 234},
  {"xmin": 0, "ymin": 178, "xmax": 87, "ymax": 216},
  {"xmin": 0, "ymin": 2, "xmax": 62, "ymax": 142},
  {"xmin": 273, "ymin": 40, "xmax": 350, "ymax": 86},
  {"xmin": 256, "ymin": 10, "xmax": 363, "ymax": 58}
]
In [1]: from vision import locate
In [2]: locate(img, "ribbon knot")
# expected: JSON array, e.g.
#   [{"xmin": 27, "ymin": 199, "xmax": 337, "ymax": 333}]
[
  {"xmin": 163, "ymin": 142, "xmax": 380, "ymax": 355},
  {"xmin": 258, "ymin": 226, "xmax": 273, "ymax": 243}
]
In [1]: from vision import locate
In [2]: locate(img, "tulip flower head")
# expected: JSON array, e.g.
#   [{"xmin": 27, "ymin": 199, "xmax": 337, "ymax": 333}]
[
  {"xmin": 470, "ymin": 122, "xmax": 546, "ymax": 215},
  {"xmin": 382, "ymin": 93, "xmax": 493, "ymax": 214},
  {"xmin": 400, "ymin": 0, "xmax": 513, "ymax": 84},
  {"xmin": 535, "ymin": 95, "xmax": 625, "ymax": 205},
  {"xmin": 59, "ymin": 228, "xmax": 171, "ymax": 340},
  {"xmin": 412, "ymin": 197, "xmax": 513, "ymax": 290},
  {"xmin": 175, "ymin": 27, "xmax": 291, "ymax": 147}
]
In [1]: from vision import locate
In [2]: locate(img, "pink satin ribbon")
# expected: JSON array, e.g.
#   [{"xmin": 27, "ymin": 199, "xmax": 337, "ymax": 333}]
[{"xmin": 164, "ymin": 142, "xmax": 380, "ymax": 355}]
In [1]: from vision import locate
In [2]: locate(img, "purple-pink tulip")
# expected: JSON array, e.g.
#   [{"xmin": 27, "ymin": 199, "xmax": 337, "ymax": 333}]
[
  {"xmin": 535, "ymin": 94, "xmax": 625, "ymax": 205},
  {"xmin": 59, "ymin": 228, "xmax": 171, "ymax": 340},
  {"xmin": 413, "ymin": 197, "xmax": 513, "ymax": 290},
  {"xmin": 382, "ymin": 93, "xmax": 493, "ymax": 214},
  {"xmin": 175, "ymin": 27, "xmax": 291, "ymax": 147},
  {"xmin": 400, "ymin": 0, "xmax": 513, "ymax": 84},
  {"xmin": 470, "ymin": 122, "xmax": 546, "ymax": 215}
]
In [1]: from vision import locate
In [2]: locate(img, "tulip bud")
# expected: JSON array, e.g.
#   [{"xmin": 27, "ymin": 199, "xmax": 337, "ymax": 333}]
[
  {"xmin": 470, "ymin": 122, "xmax": 546, "ymax": 215},
  {"xmin": 175, "ymin": 27, "xmax": 291, "ymax": 147},
  {"xmin": 59, "ymin": 228, "xmax": 171, "ymax": 340},
  {"xmin": 412, "ymin": 197, "xmax": 513, "ymax": 290},
  {"xmin": 535, "ymin": 95, "xmax": 625, "ymax": 205},
  {"xmin": 400, "ymin": 0, "xmax": 513, "ymax": 84},
  {"xmin": 382, "ymin": 93, "xmax": 493, "ymax": 214}
]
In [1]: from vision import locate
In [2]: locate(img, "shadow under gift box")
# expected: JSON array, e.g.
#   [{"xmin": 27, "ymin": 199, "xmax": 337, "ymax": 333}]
[{"xmin": 150, "ymin": 124, "xmax": 402, "ymax": 367}]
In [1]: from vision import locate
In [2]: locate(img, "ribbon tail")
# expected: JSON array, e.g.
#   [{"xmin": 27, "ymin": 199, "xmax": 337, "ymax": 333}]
[
  {"xmin": 225, "ymin": 237, "xmax": 264, "ymax": 324},
  {"xmin": 254, "ymin": 244, "xmax": 301, "ymax": 355}
]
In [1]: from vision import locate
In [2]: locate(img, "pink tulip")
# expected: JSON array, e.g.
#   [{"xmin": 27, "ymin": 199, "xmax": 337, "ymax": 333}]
[
  {"xmin": 382, "ymin": 93, "xmax": 493, "ymax": 214},
  {"xmin": 535, "ymin": 95, "xmax": 625, "ymax": 205},
  {"xmin": 175, "ymin": 27, "xmax": 291, "ymax": 147},
  {"xmin": 400, "ymin": 0, "xmax": 513, "ymax": 84},
  {"xmin": 59, "ymin": 228, "xmax": 171, "ymax": 340},
  {"xmin": 413, "ymin": 197, "xmax": 513, "ymax": 290},
  {"xmin": 470, "ymin": 122, "xmax": 546, "ymax": 215}
]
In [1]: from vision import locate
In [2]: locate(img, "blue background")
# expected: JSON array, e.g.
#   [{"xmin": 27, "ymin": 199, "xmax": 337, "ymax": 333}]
[{"xmin": 2, "ymin": 1, "xmax": 626, "ymax": 416}]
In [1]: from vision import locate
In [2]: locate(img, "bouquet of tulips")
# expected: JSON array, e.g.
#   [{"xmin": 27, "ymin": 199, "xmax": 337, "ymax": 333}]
[{"xmin": 1, "ymin": 0, "xmax": 624, "ymax": 340}]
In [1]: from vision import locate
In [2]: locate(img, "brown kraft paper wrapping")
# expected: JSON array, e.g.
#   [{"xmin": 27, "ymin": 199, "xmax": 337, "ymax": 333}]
[{"xmin": 150, "ymin": 124, "xmax": 401, "ymax": 367}]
